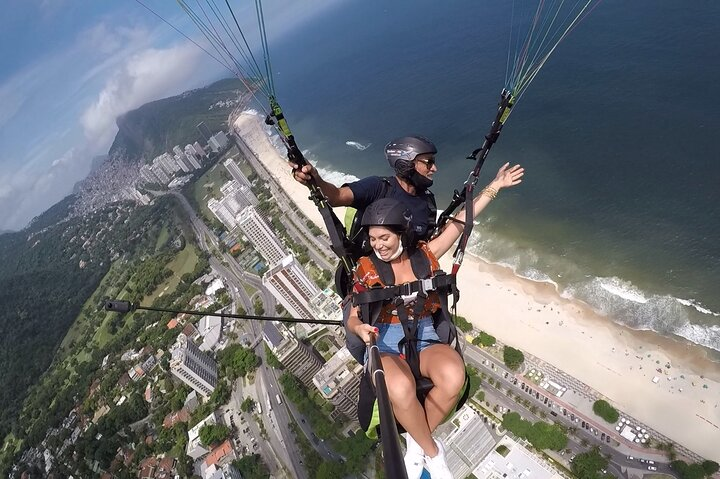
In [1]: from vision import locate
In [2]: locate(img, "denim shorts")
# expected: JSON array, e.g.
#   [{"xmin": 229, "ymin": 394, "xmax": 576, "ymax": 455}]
[{"xmin": 376, "ymin": 316, "xmax": 440, "ymax": 355}]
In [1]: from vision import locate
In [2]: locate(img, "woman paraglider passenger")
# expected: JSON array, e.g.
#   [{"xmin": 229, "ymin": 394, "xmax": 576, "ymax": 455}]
[{"xmin": 347, "ymin": 163, "xmax": 523, "ymax": 478}]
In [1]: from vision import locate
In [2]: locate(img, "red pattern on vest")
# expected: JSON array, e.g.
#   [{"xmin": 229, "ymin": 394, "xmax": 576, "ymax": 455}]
[{"xmin": 352, "ymin": 242, "xmax": 442, "ymax": 324}]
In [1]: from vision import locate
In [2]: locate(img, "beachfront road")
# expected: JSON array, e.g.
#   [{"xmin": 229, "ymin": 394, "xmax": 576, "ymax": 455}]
[{"xmin": 463, "ymin": 345, "xmax": 678, "ymax": 478}]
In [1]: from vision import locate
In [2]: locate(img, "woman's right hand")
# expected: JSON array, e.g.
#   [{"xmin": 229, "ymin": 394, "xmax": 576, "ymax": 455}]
[{"xmin": 353, "ymin": 324, "xmax": 379, "ymax": 345}]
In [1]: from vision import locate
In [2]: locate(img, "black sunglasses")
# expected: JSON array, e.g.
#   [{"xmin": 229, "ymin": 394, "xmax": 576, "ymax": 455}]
[{"xmin": 416, "ymin": 157, "xmax": 436, "ymax": 167}]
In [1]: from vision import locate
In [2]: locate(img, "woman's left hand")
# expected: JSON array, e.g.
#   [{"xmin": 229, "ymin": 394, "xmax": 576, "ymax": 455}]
[{"xmin": 492, "ymin": 162, "xmax": 524, "ymax": 189}]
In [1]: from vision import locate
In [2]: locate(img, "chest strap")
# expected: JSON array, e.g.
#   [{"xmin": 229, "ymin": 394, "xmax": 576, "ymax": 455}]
[{"xmin": 352, "ymin": 272, "xmax": 456, "ymax": 311}]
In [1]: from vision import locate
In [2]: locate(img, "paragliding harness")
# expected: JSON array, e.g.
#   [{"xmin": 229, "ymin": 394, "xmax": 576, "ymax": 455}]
[
  {"xmin": 336, "ymin": 177, "xmax": 438, "ymax": 297},
  {"xmin": 352, "ymin": 243, "xmax": 470, "ymax": 438}
]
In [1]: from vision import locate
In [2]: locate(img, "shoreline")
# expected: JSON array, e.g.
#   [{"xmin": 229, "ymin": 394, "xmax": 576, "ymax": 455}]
[{"xmin": 232, "ymin": 110, "xmax": 720, "ymax": 461}]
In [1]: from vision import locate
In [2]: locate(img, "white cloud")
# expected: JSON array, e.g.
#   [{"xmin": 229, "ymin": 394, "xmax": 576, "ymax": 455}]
[
  {"xmin": 80, "ymin": 42, "xmax": 212, "ymax": 151},
  {"xmin": 0, "ymin": 147, "xmax": 84, "ymax": 231}
]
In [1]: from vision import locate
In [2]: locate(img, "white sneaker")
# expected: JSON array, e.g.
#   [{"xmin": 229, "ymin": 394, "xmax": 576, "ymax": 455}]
[
  {"xmin": 404, "ymin": 433, "xmax": 425, "ymax": 479},
  {"xmin": 424, "ymin": 438, "xmax": 453, "ymax": 479}
]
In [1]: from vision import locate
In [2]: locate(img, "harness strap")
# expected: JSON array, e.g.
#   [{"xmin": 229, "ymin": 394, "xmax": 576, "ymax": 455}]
[{"xmin": 352, "ymin": 274, "xmax": 457, "ymax": 310}]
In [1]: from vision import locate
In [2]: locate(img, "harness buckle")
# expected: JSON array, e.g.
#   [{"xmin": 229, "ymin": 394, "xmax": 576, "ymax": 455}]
[
  {"xmin": 419, "ymin": 278, "xmax": 435, "ymax": 294},
  {"xmin": 399, "ymin": 283, "xmax": 413, "ymax": 297}
]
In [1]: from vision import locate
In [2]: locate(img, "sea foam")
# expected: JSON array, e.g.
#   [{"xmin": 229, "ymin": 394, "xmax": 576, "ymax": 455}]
[{"xmin": 346, "ymin": 140, "xmax": 371, "ymax": 151}]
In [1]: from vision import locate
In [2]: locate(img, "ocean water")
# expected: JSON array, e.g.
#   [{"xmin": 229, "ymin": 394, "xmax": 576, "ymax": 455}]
[{"xmin": 259, "ymin": 1, "xmax": 720, "ymax": 352}]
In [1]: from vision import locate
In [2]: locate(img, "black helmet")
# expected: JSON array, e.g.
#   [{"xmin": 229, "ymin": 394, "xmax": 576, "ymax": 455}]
[
  {"xmin": 385, "ymin": 135, "xmax": 437, "ymax": 174},
  {"xmin": 361, "ymin": 198, "xmax": 412, "ymax": 232}
]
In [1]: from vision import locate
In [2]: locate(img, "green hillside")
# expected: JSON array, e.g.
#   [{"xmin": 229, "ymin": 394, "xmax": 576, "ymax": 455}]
[{"xmin": 109, "ymin": 77, "xmax": 246, "ymax": 161}]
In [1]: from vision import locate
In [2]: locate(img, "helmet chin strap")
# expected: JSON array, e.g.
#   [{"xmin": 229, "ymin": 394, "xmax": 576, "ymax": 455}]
[
  {"xmin": 399, "ymin": 170, "xmax": 434, "ymax": 191},
  {"xmin": 375, "ymin": 242, "xmax": 404, "ymax": 262}
]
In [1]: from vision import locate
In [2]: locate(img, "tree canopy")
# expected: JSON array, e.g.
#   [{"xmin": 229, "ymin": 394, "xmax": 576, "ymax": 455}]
[
  {"xmin": 473, "ymin": 331, "xmax": 497, "ymax": 347},
  {"xmin": 592, "ymin": 399, "xmax": 619, "ymax": 423},
  {"xmin": 199, "ymin": 423, "xmax": 230, "ymax": 447},
  {"xmin": 571, "ymin": 447, "xmax": 608, "ymax": 479},
  {"xmin": 502, "ymin": 412, "xmax": 567, "ymax": 451},
  {"xmin": 503, "ymin": 346, "xmax": 525, "ymax": 370}
]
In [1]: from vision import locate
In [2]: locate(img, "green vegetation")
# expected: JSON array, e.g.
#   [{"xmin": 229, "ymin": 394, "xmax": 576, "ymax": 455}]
[
  {"xmin": 570, "ymin": 447, "xmax": 608, "ymax": 479},
  {"xmin": 454, "ymin": 315, "xmax": 473, "ymax": 333},
  {"xmin": 472, "ymin": 331, "xmax": 497, "ymax": 347},
  {"xmin": 217, "ymin": 344, "xmax": 260, "ymax": 380},
  {"xmin": 289, "ymin": 421, "xmax": 323, "ymax": 476},
  {"xmin": 279, "ymin": 372, "xmax": 335, "ymax": 439},
  {"xmin": 501, "ymin": 412, "xmax": 567, "ymax": 451},
  {"xmin": 496, "ymin": 445, "xmax": 510, "ymax": 457},
  {"xmin": 241, "ymin": 397, "xmax": 256, "ymax": 413},
  {"xmin": 232, "ymin": 454, "xmax": 270, "ymax": 479},
  {"xmin": 503, "ymin": 345, "xmax": 525, "ymax": 370},
  {"xmin": 331, "ymin": 432, "xmax": 376, "ymax": 476},
  {"xmin": 592, "ymin": 399, "xmax": 619, "ymax": 424},
  {"xmin": 199, "ymin": 424, "xmax": 231, "ymax": 447},
  {"xmin": 0, "ymin": 196, "xmax": 194, "ymax": 470},
  {"xmin": 265, "ymin": 345, "xmax": 283, "ymax": 369},
  {"xmin": 467, "ymin": 365, "xmax": 483, "ymax": 398},
  {"xmin": 671, "ymin": 459, "xmax": 720, "ymax": 479}
]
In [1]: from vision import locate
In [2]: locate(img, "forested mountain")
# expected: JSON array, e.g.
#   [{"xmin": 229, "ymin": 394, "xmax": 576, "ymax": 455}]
[{"xmin": 109, "ymin": 77, "xmax": 246, "ymax": 161}]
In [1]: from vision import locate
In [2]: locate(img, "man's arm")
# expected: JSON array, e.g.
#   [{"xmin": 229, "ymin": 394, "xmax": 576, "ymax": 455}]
[{"xmin": 291, "ymin": 163, "xmax": 354, "ymax": 207}]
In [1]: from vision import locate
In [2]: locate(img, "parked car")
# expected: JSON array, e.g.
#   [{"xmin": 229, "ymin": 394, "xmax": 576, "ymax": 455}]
[
  {"xmin": 648, "ymin": 460, "xmax": 655, "ymax": 465},
  {"xmin": 648, "ymin": 466, "xmax": 658, "ymax": 471},
  {"xmin": 570, "ymin": 414, "xmax": 575, "ymax": 421},
  {"xmin": 627, "ymin": 456, "xmax": 634, "ymax": 461},
  {"xmin": 640, "ymin": 459, "xmax": 647, "ymax": 464},
  {"xmin": 601, "ymin": 433, "xmax": 606, "ymax": 440},
  {"xmin": 606, "ymin": 435, "xmax": 611, "ymax": 444},
  {"xmin": 581, "ymin": 421, "xmax": 586, "ymax": 428}
]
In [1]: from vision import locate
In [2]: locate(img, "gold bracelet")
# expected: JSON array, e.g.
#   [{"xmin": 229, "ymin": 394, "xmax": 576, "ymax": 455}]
[{"xmin": 481, "ymin": 186, "xmax": 498, "ymax": 200}]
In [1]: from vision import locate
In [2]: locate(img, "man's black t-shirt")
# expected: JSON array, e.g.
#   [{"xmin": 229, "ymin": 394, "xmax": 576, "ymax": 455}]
[{"xmin": 346, "ymin": 176, "xmax": 436, "ymax": 241}]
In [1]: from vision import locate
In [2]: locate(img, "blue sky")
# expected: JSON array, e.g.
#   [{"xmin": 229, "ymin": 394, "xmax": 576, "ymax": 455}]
[{"xmin": 0, "ymin": 0, "xmax": 338, "ymax": 231}]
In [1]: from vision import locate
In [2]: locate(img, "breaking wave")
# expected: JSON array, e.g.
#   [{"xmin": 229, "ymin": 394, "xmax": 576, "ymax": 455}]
[{"xmin": 346, "ymin": 140, "xmax": 371, "ymax": 151}]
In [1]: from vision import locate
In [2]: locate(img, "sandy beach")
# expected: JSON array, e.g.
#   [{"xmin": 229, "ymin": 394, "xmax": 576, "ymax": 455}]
[{"xmin": 233, "ymin": 110, "xmax": 720, "ymax": 462}]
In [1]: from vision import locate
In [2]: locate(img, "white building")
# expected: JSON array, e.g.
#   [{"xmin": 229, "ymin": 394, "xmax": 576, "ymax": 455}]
[
  {"xmin": 220, "ymin": 180, "xmax": 253, "ymax": 212},
  {"xmin": 150, "ymin": 163, "xmax": 170, "ymax": 184},
  {"xmin": 223, "ymin": 158, "xmax": 253, "ymax": 191},
  {"xmin": 223, "ymin": 161, "xmax": 258, "ymax": 205},
  {"xmin": 310, "ymin": 288, "xmax": 343, "ymax": 323},
  {"xmin": 262, "ymin": 255, "xmax": 320, "ymax": 319},
  {"xmin": 198, "ymin": 315, "xmax": 223, "ymax": 352},
  {"xmin": 237, "ymin": 206, "xmax": 287, "ymax": 265},
  {"xmin": 174, "ymin": 153, "xmax": 192, "ymax": 173},
  {"xmin": 208, "ymin": 198, "xmax": 237, "ymax": 230},
  {"xmin": 208, "ymin": 131, "xmax": 229, "ymax": 152},
  {"xmin": 474, "ymin": 436, "xmax": 559, "ymax": 479},
  {"xmin": 185, "ymin": 144, "xmax": 203, "ymax": 168},
  {"xmin": 139, "ymin": 164, "xmax": 159, "ymax": 184},
  {"xmin": 193, "ymin": 141, "xmax": 207, "ymax": 158},
  {"xmin": 155, "ymin": 152, "xmax": 180, "ymax": 176},
  {"xmin": 313, "ymin": 347, "xmax": 362, "ymax": 420},
  {"xmin": 170, "ymin": 333, "xmax": 217, "ymax": 398}
]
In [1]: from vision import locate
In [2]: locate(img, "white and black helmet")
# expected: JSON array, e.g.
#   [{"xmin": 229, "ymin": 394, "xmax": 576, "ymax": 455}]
[{"xmin": 384, "ymin": 135, "xmax": 437, "ymax": 175}]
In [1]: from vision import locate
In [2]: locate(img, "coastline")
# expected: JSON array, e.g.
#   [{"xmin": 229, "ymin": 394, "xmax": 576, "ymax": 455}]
[{"xmin": 233, "ymin": 110, "xmax": 720, "ymax": 462}]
